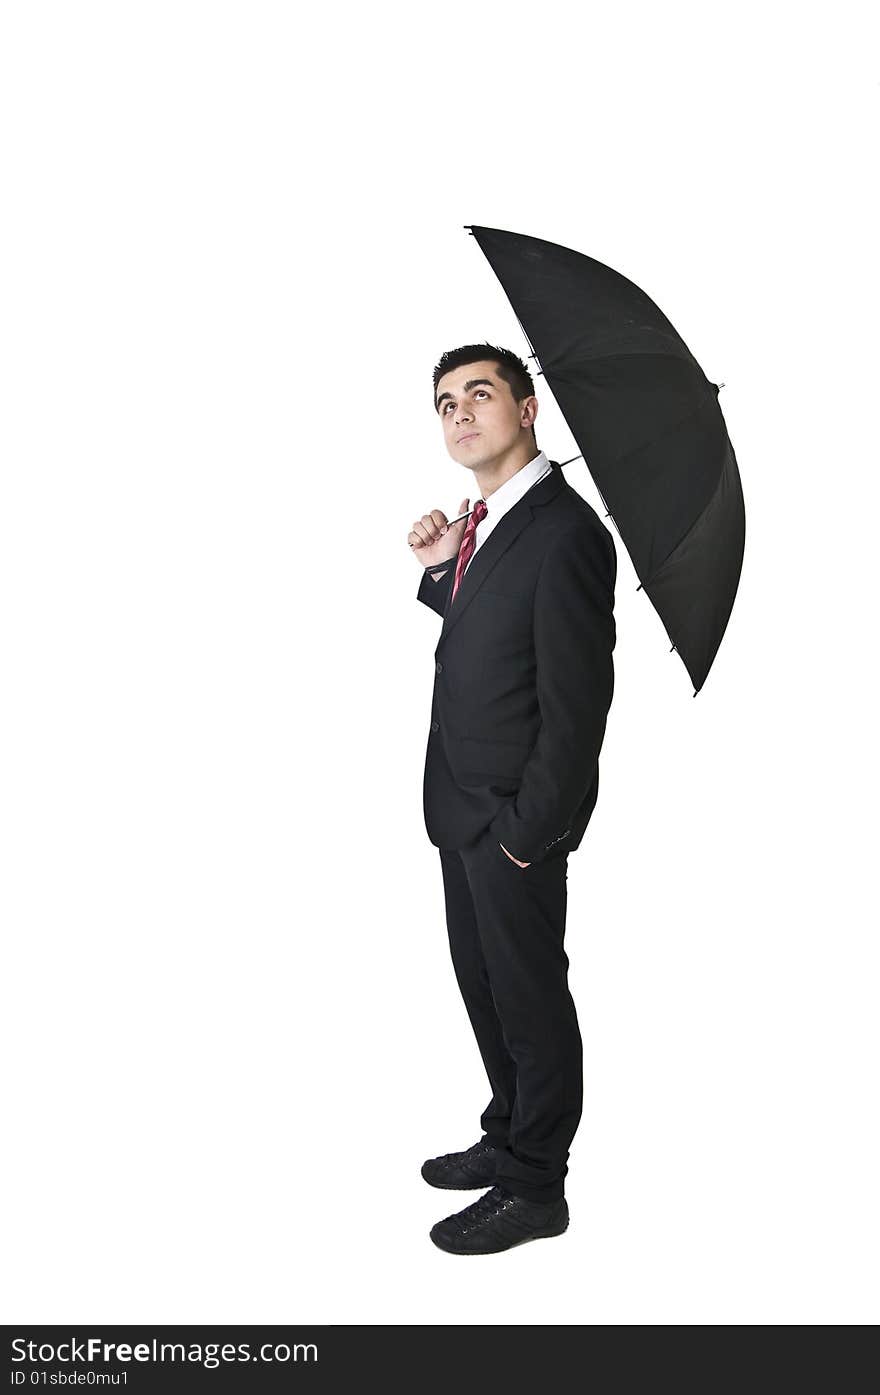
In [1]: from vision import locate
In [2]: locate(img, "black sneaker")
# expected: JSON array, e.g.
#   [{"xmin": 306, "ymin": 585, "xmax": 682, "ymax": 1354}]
[
  {"xmin": 421, "ymin": 1138, "xmax": 499, "ymax": 1190},
  {"xmin": 430, "ymin": 1185, "xmax": 569, "ymax": 1255}
]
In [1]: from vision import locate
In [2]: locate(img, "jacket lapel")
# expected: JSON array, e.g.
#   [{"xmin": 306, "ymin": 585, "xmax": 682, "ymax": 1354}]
[{"xmin": 438, "ymin": 463, "xmax": 565, "ymax": 648}]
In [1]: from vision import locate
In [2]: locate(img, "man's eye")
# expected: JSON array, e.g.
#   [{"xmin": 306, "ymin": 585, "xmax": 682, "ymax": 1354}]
[{"xmin": 442, "ymin": 390, "xmax": 489, "ymax": 415}]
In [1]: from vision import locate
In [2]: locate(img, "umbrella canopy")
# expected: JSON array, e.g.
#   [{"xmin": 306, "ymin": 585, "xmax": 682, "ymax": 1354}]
[{"xmin": 467, "ymin": 224, "xmax": 745, "ymax": 694}]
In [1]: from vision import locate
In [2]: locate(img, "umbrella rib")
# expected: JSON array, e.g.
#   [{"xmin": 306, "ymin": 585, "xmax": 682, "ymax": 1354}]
[
  {"xmin": 636, "ymin": 456, "xmax": 735, "ymax": 692},
  {"xmin": 512, "ymin": 308, "xmax": 541, "ymax": 374},
  {"xmin": 637, "ymin": 497, "xmax": 713, "ymax": 594},
  {"xmin": 545, "ymin": 370, "xmax": 720, "ymax": 478},
  {"xmin": 548, "ymin": 330, "xmax": 691, "ymax": 366}
]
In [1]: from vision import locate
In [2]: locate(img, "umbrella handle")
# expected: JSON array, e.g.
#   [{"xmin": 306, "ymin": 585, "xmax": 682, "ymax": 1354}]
[{"xmin": 444, "ymin": 510, "xmax": 473, "ymax": 529}]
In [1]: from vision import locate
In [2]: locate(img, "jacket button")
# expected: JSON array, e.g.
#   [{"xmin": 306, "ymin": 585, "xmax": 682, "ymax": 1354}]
[
  {"xmin": 435, "ymin": 661, "xmax": 443, "ymax": 673},
  {"xmin": 430, "ymin": 721, "xmax": 439, "ymax": 733}
]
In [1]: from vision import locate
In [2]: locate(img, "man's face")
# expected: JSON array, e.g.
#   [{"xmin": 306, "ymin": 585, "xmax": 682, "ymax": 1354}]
[{"xmin": 435, "ymin": 360, "xmax": 535, "ymax": 469}]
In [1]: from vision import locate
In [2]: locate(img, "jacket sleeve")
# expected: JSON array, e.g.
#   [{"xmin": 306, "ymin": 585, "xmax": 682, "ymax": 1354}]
[
  {"xmin": 489, "ymin": 519, "xmax": 616, "ymax": 862},
  {"xmin": 417, "ymin": 559, "xmax": 456, "ymax": 617}
]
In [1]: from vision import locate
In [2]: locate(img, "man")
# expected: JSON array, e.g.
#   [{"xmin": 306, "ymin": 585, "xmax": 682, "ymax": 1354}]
[{"xmin": 408, "ymin": 343, "xmax": 617, "ymax": 1254}]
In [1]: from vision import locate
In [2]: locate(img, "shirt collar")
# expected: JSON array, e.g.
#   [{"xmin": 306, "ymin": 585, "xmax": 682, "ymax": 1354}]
[{"xmin": 482, "ymin": 450, "xmax": 552, "ymax": 521}]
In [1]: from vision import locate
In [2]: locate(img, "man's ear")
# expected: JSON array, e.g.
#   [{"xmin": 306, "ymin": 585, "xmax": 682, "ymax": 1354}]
[{"xmin": 521, "ymin": 394, "xmax": 538, "ymax": 430}]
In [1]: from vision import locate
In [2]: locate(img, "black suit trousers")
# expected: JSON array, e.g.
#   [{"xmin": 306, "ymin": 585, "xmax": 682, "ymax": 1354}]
[{"xmin": 439, "ymin": 825, "xmax": 581, "ymax": 1204}]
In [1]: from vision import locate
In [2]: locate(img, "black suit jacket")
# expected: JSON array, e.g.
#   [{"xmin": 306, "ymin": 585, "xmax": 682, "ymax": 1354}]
[{"xmin": 417, "ymin": 462, "xmax": 617, "ymax": 863}]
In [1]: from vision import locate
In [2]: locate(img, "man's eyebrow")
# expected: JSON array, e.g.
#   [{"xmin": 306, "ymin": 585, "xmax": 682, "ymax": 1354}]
[{"xmin": 435, "ymin": 378, "xmax": 497, "ymax": 411}]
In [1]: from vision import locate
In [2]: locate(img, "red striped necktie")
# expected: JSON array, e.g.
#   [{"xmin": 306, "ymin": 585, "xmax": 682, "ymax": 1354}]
[{"xmin": 451, "ymin": 499, "xmax": 488, "ymax": 604}]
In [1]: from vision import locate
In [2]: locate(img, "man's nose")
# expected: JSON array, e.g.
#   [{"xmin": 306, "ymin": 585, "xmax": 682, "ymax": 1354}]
[{"xmin": 454, "ymin": 407, "xmax": 474, "ymax": 427}]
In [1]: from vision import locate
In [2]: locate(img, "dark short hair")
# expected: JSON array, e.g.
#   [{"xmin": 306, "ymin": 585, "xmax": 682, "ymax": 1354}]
[{"xmin": 433, "ymin": 343, "xmax": 536, "ymax": 442}]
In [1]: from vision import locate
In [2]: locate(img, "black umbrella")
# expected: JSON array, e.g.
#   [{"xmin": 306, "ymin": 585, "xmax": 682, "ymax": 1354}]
[{"xmin": 466, "ymin": 224, "xmax": 745, "ymax": 694}]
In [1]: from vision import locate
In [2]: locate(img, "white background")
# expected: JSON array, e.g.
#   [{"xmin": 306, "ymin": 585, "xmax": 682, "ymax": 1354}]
[{"xmin": 1, "ymin": 1, "xmax": 877, "ymax": 1325}]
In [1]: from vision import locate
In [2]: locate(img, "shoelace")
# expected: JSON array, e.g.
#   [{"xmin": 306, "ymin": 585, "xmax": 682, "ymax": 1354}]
[
  {"xmin": 436, "ymin": 1141, "xmax": 496, "ymax": 1166},
  {"xmin": 450, "ymin": 1186, "xmax": 516, "ymax": 1235}
]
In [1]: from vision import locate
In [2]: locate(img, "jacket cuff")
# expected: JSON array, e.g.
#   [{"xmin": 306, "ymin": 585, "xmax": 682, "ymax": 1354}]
[
  {"xmin": 488, "ymin": 800, "xmax": 571, "ymax": 865},
  {"xmin": 417, "ymin": 561, "xmax": 455, "ymax": 616}
]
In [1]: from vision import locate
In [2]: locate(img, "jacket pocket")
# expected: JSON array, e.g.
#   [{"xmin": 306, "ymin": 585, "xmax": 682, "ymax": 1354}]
[{"xmin": 452, "ymin": 736, "xmax": 533, "ymax": 786}]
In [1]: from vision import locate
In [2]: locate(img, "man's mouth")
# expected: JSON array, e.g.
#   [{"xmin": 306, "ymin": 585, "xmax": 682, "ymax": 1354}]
[{"xmin": 458, "ymin": 432, "xmax": 480, "ymax": 443}]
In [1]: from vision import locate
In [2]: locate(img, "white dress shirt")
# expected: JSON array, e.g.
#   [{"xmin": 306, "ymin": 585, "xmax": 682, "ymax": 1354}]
[{"xmin": 465, "ymin": 449, "xmax": 553, "ymax": 573}]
